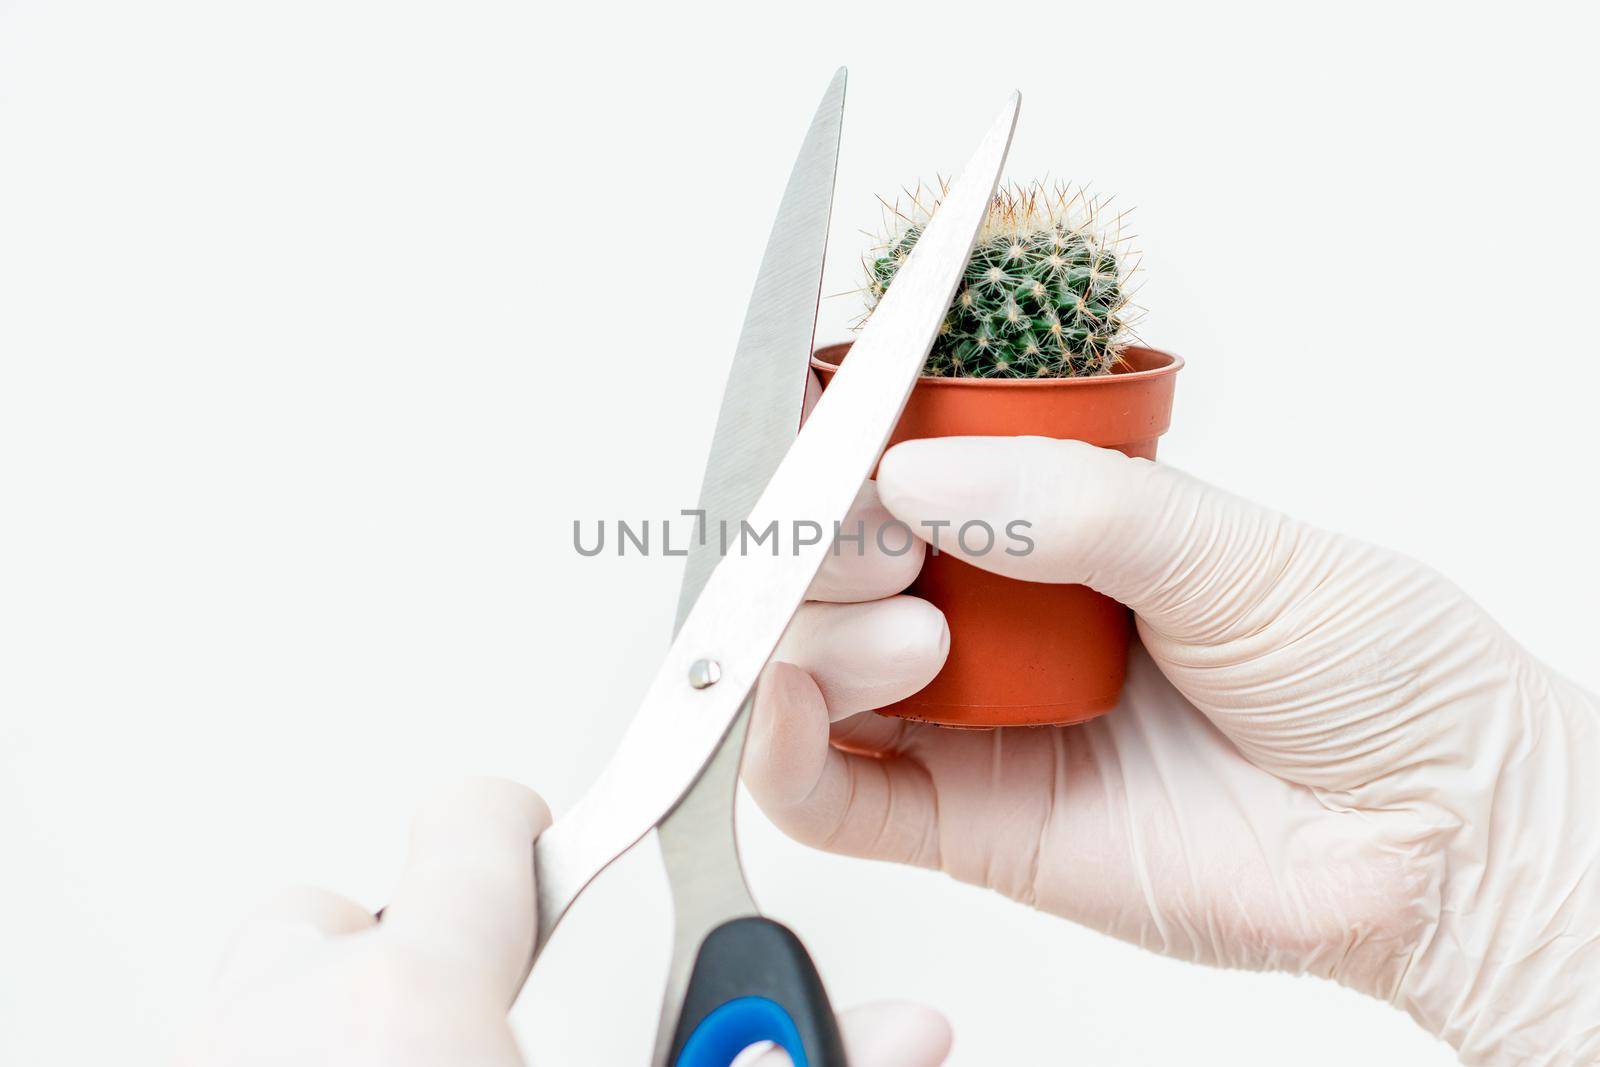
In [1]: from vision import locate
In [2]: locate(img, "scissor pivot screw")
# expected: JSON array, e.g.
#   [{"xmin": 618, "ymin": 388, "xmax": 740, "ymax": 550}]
[{"xmin": 688, "ymin": 659, "xmax": 722, "ymax": 689}]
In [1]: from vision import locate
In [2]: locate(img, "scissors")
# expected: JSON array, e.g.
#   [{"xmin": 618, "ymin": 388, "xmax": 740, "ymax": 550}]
[{"xmin": 521, "ymin": 70, "xmax": 1020, "ymax": 1067}]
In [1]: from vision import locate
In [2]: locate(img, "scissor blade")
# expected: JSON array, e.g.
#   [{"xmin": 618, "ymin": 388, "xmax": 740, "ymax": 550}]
[
  {"xmin": 531, "ymin": 93, "xmax": 1022, "ymax": 963},
  {"xmin": 677, "ymin": 67, "xmax": 845, "ymax": 628},
  {"xmin": 651, "ymin": 67, "xmax": 845, "ymax": 1061}
]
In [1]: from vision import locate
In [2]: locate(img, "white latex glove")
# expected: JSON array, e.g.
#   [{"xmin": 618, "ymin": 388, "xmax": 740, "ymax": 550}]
[
  {"xmin": 745, "ymin": 437, "xmax": 1600, "ymax": 1067},
  {"xmin": 181, "ymin": 777, "xmax": 952, "ymax": 1067}
]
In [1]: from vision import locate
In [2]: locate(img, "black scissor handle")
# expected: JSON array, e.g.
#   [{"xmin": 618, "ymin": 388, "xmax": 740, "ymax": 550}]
[{"xmin": 667, "ymin": 916, "xmax": 847, "ymax": 1067}]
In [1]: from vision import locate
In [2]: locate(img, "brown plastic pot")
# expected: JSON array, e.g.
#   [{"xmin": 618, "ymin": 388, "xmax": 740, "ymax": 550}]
[{"xmin": 812, "ymin": 341, "xmax": 1182, "ymax": 728}]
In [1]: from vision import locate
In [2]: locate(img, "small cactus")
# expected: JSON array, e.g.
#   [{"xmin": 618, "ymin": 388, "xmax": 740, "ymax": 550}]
[{"xmin": 863, "ymin": 180, "xmax": 1139, "ymax": 378}]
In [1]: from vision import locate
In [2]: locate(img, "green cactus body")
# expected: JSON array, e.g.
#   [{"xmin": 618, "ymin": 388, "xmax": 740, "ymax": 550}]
[{"xmin": 864, "ymin": 181, "xmax": 1138, "ymax": 378}]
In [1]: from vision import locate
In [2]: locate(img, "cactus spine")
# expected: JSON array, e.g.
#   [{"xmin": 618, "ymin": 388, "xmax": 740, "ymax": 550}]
[{"xmin": 863, "ymin": 180, "xmax": 1139, "ymax": 378}]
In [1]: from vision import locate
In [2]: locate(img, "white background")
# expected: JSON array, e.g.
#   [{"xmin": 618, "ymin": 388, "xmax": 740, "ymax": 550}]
[{"xmin": 3, "ymin": 1, "xmax": 1597, "ymax": 1063}]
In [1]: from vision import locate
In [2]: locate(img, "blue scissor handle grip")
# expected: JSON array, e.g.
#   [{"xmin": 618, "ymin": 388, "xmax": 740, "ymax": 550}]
[
  {"xmin": 675, "ymin": 997, "xmax": 806, "ymax": 1067},
  {"xmin": 668, "ymin": 917, "xmax": 846, "ymax": 1067}
]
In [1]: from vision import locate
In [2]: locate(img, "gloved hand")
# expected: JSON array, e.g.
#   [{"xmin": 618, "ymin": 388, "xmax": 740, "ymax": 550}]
[
  {"xmin": 745, "ymin": 436, "xmax": 1600, "ymax": 1067},
  {"xmin": 180, "ymin": 777, "xmax": 951, "ymax": 1067}
]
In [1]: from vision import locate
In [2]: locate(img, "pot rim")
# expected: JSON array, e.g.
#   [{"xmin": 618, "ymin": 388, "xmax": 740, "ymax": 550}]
[{"xmin": 811, "ymin": 340, "xmax": 1183, "ymax": 387}]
